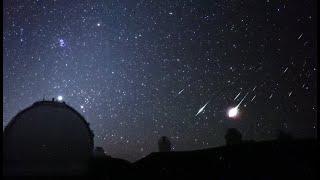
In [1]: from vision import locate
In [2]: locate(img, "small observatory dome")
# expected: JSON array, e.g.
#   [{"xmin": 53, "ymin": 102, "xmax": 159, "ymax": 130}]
[
  {"xmin": 3, "ymin": 100, "xmax": 94, "ymax": 176},
  {"xmin": 158, "ymin": 136, "xmax": 171, "ymax": 152},
  {"xmin": 224, "ymin": 128, "xmax": 242, "ymax": 146}
]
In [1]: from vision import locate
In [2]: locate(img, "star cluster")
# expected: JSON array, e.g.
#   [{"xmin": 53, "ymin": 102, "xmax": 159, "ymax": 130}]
[{"xmin": 3, "ymin": 0, "xmax": 317, "ymax": 161}]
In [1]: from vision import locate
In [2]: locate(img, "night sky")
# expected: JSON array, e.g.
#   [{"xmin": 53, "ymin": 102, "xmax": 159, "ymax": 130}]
[{"xmin": 3, "ymin": 0, "xmax": 317, "ymax": 161}]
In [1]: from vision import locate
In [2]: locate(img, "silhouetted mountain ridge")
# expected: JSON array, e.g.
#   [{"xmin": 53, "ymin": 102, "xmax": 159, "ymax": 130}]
[{"xmin": 132, "ymin": 138, "xmax": 317, "ymax": 180}]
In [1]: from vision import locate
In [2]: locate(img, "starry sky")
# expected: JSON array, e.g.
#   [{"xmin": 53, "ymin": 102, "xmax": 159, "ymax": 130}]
[{"xmin": 3, "ymin": 0, "xmax": 317, "ymax": 161}]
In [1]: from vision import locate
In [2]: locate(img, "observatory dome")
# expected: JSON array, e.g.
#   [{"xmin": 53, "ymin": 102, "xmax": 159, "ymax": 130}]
[
  {"xmin": 158, "ymin": 136, "xmax": 171, "ymax": 152},
  {"xmin": 3, "ymin": 100, "xmax": 94, "ymax": 176}
]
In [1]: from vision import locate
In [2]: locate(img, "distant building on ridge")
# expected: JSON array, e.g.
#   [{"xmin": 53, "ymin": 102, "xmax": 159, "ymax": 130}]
[
  {"xmin": 158, "ymin": 136, "xmax": 171, "ymax": 152},
  {"xmin": 225, "ymin": 128, "xmax": 242, "ymax": 146}
]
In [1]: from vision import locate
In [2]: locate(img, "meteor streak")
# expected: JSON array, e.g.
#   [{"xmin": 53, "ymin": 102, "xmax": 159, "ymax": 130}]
[
  {"xmin": 288, "ymin": 91, "xmax": 293, "ymax": 97},
  {"xmin": 238, "ymin": 91, "xmax": 249, "ymax": 106},
  {"xmin": 228, "ymin": 91, "xmax": 249, "ymax": 118},
  {"xmin": 195, "ymin": 101, "xmax": 210, "ymax": 116},
  {"xmin": 252, "ymin": 86, "xmax": 257, "ymax": 92},
  {"xmin": 251, "ymin": 95, "xmax": 256, "ymax": 102},
  {"xmin": 178, "ymin": 89, "xmax": 184, "ymax": 95},
  {"xmin": 234, "ymin": 92, "xmax": 241, "ymax": 100},
  {"xmin": 269, "ymin": 94, "xmax": 273, "ymax": 99}
]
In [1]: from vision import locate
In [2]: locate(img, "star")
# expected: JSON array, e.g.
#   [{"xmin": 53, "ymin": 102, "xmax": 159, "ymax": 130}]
[
  {"xmin": 59, "ymin": 39, "xmax": 65, "ymax": 47},
  {"xmin": 57, "ymin": 95, "xmax": 63, "ymax": 101}
]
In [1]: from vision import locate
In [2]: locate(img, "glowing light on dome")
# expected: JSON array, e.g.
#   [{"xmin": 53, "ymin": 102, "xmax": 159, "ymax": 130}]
[{"xmin": 57, "ymin": 95, "xmax": 63, "ymax": 101}]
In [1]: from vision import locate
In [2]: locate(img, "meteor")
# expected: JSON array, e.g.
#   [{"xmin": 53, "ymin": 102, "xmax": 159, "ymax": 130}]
[
  {"xmin": 195, "ymin": 101, "xmax": 210, "ymax": 116},
  {"xmin": 252, "ymin": 86, "xmax": 257, "ymax": 92},
  {"xmin": 178, "ymin": 89, "xmax": 184, "ymax": 95},
  {"xmin": 228, "ymin": 106, "xmax": 239, "ymax": 118},
  {"xmin": 250, "ymin": 95, "xmax": 256, "ymax": 102},
  {"xmin": 233, "ymin": 92, "xmax": 241, "ymax": 100},
  {"xmin": 288, "ymin": 91, "xmax": 293, "ymax": 97},
  {"xmin": 238, "ymin": 91, "xmax": 249, "ymax": 106},
  {"xmin": 227, "ymin": 91, "xmax": 249, "ymax": 118},
  {"xmin": 269, "ymin": 94, "xmax": 273, "ymax": 99}
]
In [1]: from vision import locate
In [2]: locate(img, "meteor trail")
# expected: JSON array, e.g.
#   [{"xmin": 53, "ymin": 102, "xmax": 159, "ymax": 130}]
[
  {"xmin": 269, "ymin": 94, "xmax": 273, "ymax": 99},
  {"xmin": 250, "ymin": 95, "xmax": 256, "ymax": 102},
  {"xmin": 227, "ymin": 91, "xmax": 250, "ymax": 118},
  {"xmin": 252, "ymin": 86, "xmax": 257, "ymax": 92},
  {"xmin": 298, "ymin": 33, "xmax": 303, "ymax": 40},
  {"xmin": 195, "ymin": 101, "xmax": 210, "ymax": 116},
  {"xmin": 237, "ymin": 91, "xmax": 249, "ymax": 107},
  {"xmin": 178, "ymin": 89, "xmax": 184, "ymax": 95},
  {"xmin": 234, "ymin": 92, "xmax": 241, "ymax": 100}
]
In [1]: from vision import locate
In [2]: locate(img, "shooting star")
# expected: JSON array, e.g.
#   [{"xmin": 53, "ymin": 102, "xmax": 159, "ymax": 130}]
[
  {"xmin": 178, "ymin": 89, "xmax": 184, "ymax": 95},
  {"xmin": 251, "ymin": 95, "xmax": 256, "ymax": 102},
  {"xmin": 234, "ymin": 92, "xmax": 241, "ymax": 100},
  {"xmin": 195, "ymin": 101, "xmax": 210, "ymax": 116},
  {"xmin": 297, "ymin": 33, "xmax": 303, "ymax": 40},
  {"xmin": 228, "ymin": 91, "xmax": 249, "ymax": 118},
  {"xmin": 269, "ymin": 93, "xmax": 273, "ymax": 99},
  {"xmin": 238, "ymin": 91, "xmax": 249, "ymax": 106},
  {"xmin": 252, "ymin": 86, "xmax": 257, "ymax": 92},
  {"xmin": 288, "ymin": 91, "xmax": 293, "ymax": 97},
  {"xmin": 283, "ymin": 67, "xmax": 288, "ymax": 74}
]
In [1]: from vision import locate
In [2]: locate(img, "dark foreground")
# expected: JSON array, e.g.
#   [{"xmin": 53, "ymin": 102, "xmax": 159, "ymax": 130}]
[{"xmin": 4, "ymin": 139, "xmax": 317, "ymax": 180}]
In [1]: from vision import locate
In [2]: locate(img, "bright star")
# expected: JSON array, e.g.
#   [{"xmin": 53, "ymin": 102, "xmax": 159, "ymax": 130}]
[{"xmin": 57, "ymin": 95, "xmax": 63, "ymax": 101}]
